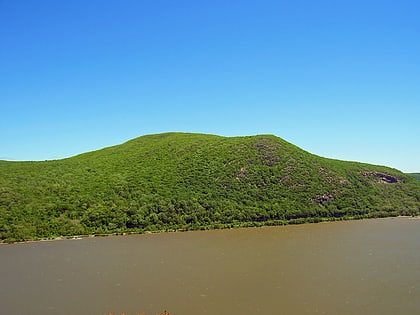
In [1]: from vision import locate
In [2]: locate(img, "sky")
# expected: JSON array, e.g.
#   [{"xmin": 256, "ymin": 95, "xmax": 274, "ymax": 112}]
[{"xmin": 0, "ymin": 0, "xmax": 419, "ymax": 172}]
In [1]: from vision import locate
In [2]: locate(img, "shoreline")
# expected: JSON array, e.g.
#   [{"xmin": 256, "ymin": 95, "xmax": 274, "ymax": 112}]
[{"xmin": 2, "ymin": 215, "xmax": 419, "ymax": 245}]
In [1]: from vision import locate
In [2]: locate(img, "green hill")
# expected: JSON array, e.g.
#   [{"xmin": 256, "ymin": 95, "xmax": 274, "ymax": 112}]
[
  {"xmin": 408, "ymin": 173, "xmax": 420, "ymax": 181},
  {"xmin": 1, "ymin": 132, "xmax": 419, "ymax": 242}
]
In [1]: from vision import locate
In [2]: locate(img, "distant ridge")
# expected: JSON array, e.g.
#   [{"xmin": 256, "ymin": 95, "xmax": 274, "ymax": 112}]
[
  {"xmin": 409, "ymin": 173, "xmax": 420, "ymax": 181},
  {"xmin": 1, "ymin": 132, "xmax": 419, "ymax": 242}
]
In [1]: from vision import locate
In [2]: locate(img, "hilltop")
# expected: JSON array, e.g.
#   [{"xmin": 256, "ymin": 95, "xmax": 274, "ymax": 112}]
[{"xmin": 1, "ymin": 132, "xmax": 419, "ymax": 242}]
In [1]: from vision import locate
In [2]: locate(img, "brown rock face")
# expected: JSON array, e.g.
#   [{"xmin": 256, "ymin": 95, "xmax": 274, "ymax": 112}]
[{"xmin": 360, "ymin": 171, "xmax": 402, "ymax": 184}]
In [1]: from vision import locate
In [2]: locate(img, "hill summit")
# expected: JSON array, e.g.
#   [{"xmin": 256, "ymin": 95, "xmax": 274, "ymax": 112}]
[{"xmin": 1, "ymin": 132, "xmax": 419, "ymax": 242}]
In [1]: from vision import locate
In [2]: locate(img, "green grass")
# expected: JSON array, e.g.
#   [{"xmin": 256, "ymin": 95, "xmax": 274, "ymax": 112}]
[{"xmin": 1, "ymin": 132, "xmax": 419, "ymax": 242}]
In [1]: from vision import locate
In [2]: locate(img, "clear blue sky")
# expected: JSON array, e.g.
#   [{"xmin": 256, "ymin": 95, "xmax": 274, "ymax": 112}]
[{"xmin": 1, "ymin": 0, "xmax": 419, "ymax": 172}]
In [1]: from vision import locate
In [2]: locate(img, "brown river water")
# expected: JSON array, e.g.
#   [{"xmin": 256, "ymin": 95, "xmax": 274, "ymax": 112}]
[{"xmin": 1, "ymin": 217, "xmax": 420, "ymax": 315}]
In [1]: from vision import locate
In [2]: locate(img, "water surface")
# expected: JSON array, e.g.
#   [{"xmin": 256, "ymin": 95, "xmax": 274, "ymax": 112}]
[{"xmin": 1, "ymin": 217, "xmax": 419, "ymax": 315}]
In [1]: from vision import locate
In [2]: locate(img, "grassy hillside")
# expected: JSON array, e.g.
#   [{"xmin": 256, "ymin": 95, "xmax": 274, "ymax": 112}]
[
  {"xmin": 408, "ymin": 173, "xmax": 420, "ymax": 181},
  {"xmin": 1, "ymin": 132, "xmax": 419, "ymax": 242}
]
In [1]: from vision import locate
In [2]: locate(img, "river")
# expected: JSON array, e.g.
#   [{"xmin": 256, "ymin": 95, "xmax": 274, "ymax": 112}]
[{"xmin": 1, "ymin": 217, "xmax": 419, "ymax": 315}]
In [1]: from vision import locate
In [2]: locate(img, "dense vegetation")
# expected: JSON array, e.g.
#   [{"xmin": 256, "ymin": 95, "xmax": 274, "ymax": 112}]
[
  {"xmin": 1, "ymin": 132, "xmax": 419, "ymax": 242},
  {"xmin": 409, "ymin": 173, "xmax": 420, "ymax": 181}
]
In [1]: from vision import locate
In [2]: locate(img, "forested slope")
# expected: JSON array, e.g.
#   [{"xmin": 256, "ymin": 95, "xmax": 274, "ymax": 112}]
[
  {"xmin": 409, "ymin": 173, "xmax": 420, "ymax": 181},
  {"xmin": 1, "ymin": 132, "xmax": 419, "ymax": 242}
]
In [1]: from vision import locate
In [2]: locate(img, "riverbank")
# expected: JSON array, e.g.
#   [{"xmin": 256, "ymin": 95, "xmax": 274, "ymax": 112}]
[{"xmin": 3, "ymin": 212, "xmax": 418, "ymax": 245}]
